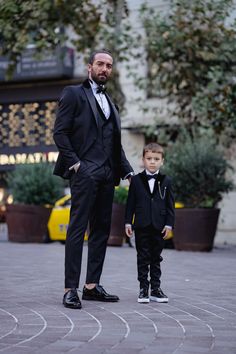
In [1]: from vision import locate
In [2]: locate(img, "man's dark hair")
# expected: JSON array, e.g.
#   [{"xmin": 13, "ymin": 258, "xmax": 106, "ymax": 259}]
[{"xmin": 88, "ymin": 49, "xmax": 113, "ymax": 64}]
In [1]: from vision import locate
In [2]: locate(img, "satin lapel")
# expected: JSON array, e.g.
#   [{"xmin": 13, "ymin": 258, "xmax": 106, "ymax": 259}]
[
  {"xmin": 105, "ymin": 94, "xmax": 121, "ymax": 131},
  {"xmin": 82, "ymin": 80, "xmax": 99, "ymax": 127},
  {"xmin": 153, "ymin": 172, "xmax": 166, "ymax": 194},
  {"xmin": 139, "ymin": 171, "xmax": 152, "ymax": 195}
]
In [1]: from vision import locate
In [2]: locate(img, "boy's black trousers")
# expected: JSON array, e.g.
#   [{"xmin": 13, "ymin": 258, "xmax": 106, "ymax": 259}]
[{"xmin": 135, "ymin": 224, "xmax": 165, "ymax": 290}]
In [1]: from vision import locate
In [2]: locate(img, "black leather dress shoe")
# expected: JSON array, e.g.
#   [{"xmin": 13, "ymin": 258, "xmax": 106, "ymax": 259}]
[
  {"xmin": 82, "ymin": 285, "xmax": 119, "ymax": 302},
  {"xmin": 63, "ymin": 289, "xmax": 82, "ymax": 309}
]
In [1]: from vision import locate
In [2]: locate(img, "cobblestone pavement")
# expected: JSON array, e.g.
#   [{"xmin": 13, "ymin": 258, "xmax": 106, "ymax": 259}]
[{"xmin": 0, "ymin": 241, "xmax": 235, "ymax": 354}]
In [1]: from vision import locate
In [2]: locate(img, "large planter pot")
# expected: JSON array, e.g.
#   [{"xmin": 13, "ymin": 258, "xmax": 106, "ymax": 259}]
[
  {"xmin": 107, "ymin": 203, "xmax": 125, "ymax": 246},
  {"xmin": 174, "ymin": 208, "xmax": 220, "ymax": 252},
  {"xmin": 6, "ymin": 204, "xmax": 52, "ymax": 243}
]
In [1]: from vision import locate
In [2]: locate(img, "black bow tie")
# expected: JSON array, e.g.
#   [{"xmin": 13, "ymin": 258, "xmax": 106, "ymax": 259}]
[
  {"xmin": 146, "ymin": 174, "xmax": 158, "ymax": 181},
  {"xmin": 96, "ymin": 85, "xmax": 106, "ymax": 94}
]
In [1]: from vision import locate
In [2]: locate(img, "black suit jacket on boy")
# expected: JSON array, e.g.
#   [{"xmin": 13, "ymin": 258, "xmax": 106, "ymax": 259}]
[
  {"xmin": 53, "ymin": 79, "xmax": 132, "ymax": 185},
  {"xmin": 125, "ymin": 170, "xmax": 175, "ymax": 230}
]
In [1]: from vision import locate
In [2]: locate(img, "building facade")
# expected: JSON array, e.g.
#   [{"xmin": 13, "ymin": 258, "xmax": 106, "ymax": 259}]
[{"xmin": 0, "ymin": 0, "xmax": 235, "ymax": 243}]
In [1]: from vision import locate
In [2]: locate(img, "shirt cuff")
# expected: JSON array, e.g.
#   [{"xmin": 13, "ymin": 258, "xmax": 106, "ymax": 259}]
[
  {"xmin": 165, "ymin": 225, "xmax": 172, "ymax": 230},
  {"xmin": 123, "ymin": 171, "xmax": 135, "ymax": 180},
  {"xmin": 69, "ymin": 161, "xmax": 80, "ymax": 172}
]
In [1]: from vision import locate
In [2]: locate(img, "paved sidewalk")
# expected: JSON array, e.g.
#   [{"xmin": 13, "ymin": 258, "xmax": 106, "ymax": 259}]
[{"xmin": 0, "ymin": 241, "xmax": 235, "ymax": 354}]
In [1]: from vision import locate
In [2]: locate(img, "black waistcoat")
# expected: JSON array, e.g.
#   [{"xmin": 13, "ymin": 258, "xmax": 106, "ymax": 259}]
[{"xmin": 83, "ymin": 100, "xmax": 115, "ymax": 167}]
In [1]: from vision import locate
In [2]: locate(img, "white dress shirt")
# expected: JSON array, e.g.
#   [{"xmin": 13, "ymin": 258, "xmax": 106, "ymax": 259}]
[
  {"xmin": 146, "ymin": 169, "xmax": 159, "ymax": 193},
  {"xmin": 90, "ymin": 80, "xmax": 110, "ymax": 119}
]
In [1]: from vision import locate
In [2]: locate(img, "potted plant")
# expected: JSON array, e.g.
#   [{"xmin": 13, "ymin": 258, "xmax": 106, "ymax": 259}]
[
  {"xmin": 107, "ymin": 185, "xmax": 129, "ymax": 247},
  {"xmin": 164, "ymin": 132, "xmax": 234, "ymax": 251},
  {"xmin": 6, "ymin": 163, "xmax": 64, "ymax": 243}
]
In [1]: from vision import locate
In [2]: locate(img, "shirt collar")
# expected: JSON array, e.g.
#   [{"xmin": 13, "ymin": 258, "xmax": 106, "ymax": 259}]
[
  {"xmin": 145, "ymin": 170, "xmax": 159, "ymax": 176},
  {"xmin": 89, "ymin": 79, "xmax": 98, "ymax": 93}
]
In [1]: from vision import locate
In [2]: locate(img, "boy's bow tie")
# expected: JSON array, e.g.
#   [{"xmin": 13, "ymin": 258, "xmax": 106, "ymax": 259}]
[
  {"xmin": 96, "ymin": 85, "xmax": 106, "ymax": 94},
  {"xmin": 146, "ymin": 174, "xmax": 158, "ymax": 180}
]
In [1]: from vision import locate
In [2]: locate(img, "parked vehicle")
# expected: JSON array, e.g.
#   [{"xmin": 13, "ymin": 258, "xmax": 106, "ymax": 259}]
[
  {"xmin": 47, "ymin": 195, "xmax": 88, "ymax": 243},
  {"xmin": 46, "ymin": 194, "xmax": 181, "ymax": 246}
]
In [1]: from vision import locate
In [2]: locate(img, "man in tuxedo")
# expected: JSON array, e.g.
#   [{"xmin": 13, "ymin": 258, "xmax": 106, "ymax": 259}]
[{"xmin": 53, "ymin": 49, "xmax": 134, "ymax": 309}]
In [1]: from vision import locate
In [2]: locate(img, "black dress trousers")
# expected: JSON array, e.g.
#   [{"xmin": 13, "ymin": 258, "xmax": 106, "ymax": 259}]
[
  {"xmin": 65, "ymin": 162, "xmax": 114, "ymax": 288},
  {"xmin": 135, "ymin": 224, "xmax": 164, "ymax": 290}
]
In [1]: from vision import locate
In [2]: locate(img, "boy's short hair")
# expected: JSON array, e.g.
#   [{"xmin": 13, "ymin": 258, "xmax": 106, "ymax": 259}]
[
  {"xmin": 88, "ymin": 49, "xmax": 113, "ymax": 64},
  {"xmin": 143, "ymin": 143, "xmax": 164, "ymax": 157}
]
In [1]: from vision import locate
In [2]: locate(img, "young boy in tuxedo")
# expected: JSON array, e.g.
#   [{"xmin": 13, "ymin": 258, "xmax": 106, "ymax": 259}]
[{"xmin": 125, "ymin": 143, "xmax": 175, "ymax": 303}]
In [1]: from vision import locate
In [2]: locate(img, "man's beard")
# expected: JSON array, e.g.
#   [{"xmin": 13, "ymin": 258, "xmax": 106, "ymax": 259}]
[{"xmin": 91, "ymin": 72, "xmax": 108, "ymax": 85}]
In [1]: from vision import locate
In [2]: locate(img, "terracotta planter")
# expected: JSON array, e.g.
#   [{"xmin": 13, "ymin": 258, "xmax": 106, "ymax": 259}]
[
  {"xmin": 6, "ymin": 204, "xmax": 52, "ymax": 243},
  {"xmin": 174, "ymin": 208, "xmax": 220, "ymax": 252},
  {"xmin": 107, "ymin": 203, "xmax": 125, "ymax": 246}
]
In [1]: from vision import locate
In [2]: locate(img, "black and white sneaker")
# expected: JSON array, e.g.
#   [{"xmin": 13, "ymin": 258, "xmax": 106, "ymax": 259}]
[
  {"xmin": 138, "ymin": 288, "xmax": 150, "ymax": 303},
  {"xmin": 150, "ymin": 288, "xmax": 168, "ymax": 303}
]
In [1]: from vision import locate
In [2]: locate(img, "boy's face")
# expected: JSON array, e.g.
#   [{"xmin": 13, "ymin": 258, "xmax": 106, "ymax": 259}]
[{"xmin": 142, "ymin": 150, "xmax": 164, "ymax": 174}]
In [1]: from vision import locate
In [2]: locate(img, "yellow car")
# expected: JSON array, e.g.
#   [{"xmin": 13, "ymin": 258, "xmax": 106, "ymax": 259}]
[
  {"xmin": 46, "ymin": 195, "xmax": 88, "ymax": 243},
  {"xmin": 46, "ymin": 194, "xmax": 183, "ymax": 245}
]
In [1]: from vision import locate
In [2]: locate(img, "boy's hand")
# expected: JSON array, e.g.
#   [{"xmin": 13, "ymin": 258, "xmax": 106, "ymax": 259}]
[
  {"xmin": 125, "ymin": 225, "xmax": 133, "ymax": 237},
  {"xmin": 161, "ymin": 226, "xmax": 172, "ymax": 240}
]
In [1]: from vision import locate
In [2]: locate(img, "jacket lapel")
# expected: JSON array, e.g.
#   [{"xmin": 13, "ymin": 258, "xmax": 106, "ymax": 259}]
[
  {"xmin": 139, "ymin": 170, "xmax": 166, "ymax": 196},
  {"xmin": 82, "ymin": 79, "xmax": 99, "ymax": 127},
  {"xmin": 81, "ymin": 79, "xmax": 121, "ymax": 131},
  {"xmin": 105, "ymin": 94, "xmax": 121, "ymax": 131},
  {"xmin": 153, "ymin": 172, "xmax": 166, "ymax": 195},
  {"xmin": 139, "ymin": 170, "xmax": 152, "ymax": 195}
]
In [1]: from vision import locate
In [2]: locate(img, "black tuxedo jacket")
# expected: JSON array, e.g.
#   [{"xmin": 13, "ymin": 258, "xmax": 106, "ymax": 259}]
[
  {"xmin": 125, "ymin": 170, "xmax": 175, "ymax": 230},
  {"xmin": 53, "ymin": 79, "xmax": 133, "ymax": 185}
]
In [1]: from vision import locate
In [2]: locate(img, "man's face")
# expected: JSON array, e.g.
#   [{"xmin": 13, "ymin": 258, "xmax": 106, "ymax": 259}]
[
  {"xmin": 88, "ymin": 53, "xmax": 113, "ymax": 84},
  {"xmin": 142, "ymin": 151, "xmax": 164, "ymax": 174}
]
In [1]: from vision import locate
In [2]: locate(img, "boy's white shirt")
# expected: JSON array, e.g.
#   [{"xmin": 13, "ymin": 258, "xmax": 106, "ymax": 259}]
[
  {"xmin": 146, "ymin": 169, "xmax": 159, "ymax": 193},
  {"xmin": 125, "ymin": 169, "xmax": 172, "ymax": 230}
]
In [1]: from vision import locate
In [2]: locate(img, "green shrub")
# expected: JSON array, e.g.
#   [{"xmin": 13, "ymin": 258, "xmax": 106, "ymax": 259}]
[
  {"xmin": 7, "ymin": 163, "xmax": 64, "ymax": 206},
  {"xmin": 164, "ymin": 134, "xmax": 234, "ymax": 208},
  {"xmin": 113, "ymin": 186, "xmax": 129, "ymax": 205}
]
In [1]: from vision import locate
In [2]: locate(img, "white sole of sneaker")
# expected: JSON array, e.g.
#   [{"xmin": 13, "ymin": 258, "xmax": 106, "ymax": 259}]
[
  {"xmin": 137, "ymin": 298, "xmax": 150, "ymax": 303},
  {"xmin": 149, "ymin": 296, "xmax": 168, "ymax": 303}
]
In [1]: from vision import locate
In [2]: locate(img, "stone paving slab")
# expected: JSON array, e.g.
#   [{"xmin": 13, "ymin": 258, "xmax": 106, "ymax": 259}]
[{"xmin": 0, "ymin": 241, "xmax": 235, "ymax": 354}]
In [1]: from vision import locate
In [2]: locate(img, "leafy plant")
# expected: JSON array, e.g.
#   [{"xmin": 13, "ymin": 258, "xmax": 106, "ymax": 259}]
[
  {"xmin": 113, "ymin": 186, "xmax": 128, "ymax": 205},
  {"xmin": 7, "ymin": 163, "xmax": 64, "ymax": 206},
  {"xmin": 192, "ymin": 68, "xmax": 236, "ymax": 146},
  {"xmin": 164, "ymin": 132, "xmax": 234, "ymax": 208},
  {"xmin": 136, "ymin": 0, "xmax": 236, "ymax": 146},
  {"xmin": 0, "ymin": 0, "xmax": 101, "ymax": 77},
  {"xmin": 0, "ymin": 0, "xmax": 132, "ymax": 112}
]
